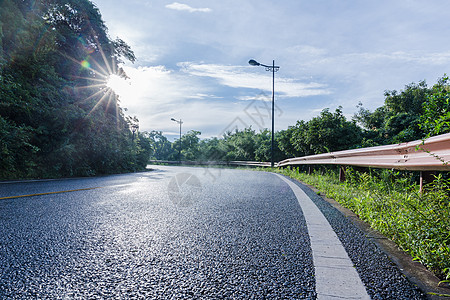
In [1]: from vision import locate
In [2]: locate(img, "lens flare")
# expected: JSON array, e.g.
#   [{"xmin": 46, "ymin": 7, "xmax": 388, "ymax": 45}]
[{"xmin": 81, "ymin": 60, "xmax": 90, "ymax": 69}]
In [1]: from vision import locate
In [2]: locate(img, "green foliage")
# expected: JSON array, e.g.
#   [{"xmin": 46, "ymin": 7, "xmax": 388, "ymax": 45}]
[
  {"xmin": 306, "ymin": 107, "xmax": 362, "ymax": 153},
  {"xmin": 276, "ymin": 125, "xmax": 303, "ymax": 158},
  {"xmin": 283, "ymin": 107, "xmax": 362, "ymax": 156},
  {"xmin": 0, "ymin": 0, "xmax": 147, "ymax": 179},
  {"xmin": 354, "ymin": 81, "xmax": 430, "ymax": 145},
  {"xmin": 148, "ymin": 130, "xmax": 176, "ymax": 160},
  {"xmin": 0, "ymin": 116, "xmax": 38, "ymax": 178},
  {"xmin": 180, "ymin": 130, "xmax": 201, "ymax": 161},
  {"xmin": 198, "ymin": 137, "xmax": 228, "ymax": 162},
  {"xmin": 148, "ymin": 127, "xmax": 286, "ymax": 163},
  {"xmin": 276, "ymin": 167, "xmax": 450, "ymax": 280},
  {"xmin": 223, "ymin": 127, "xmax": 257, "ymax": 161},
  {"xmin": 419, "ymin": 75, "xmax": 450, "ymax": 137}
]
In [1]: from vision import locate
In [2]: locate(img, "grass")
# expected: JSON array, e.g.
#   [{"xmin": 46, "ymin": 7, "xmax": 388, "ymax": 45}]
[{"xmin": 268, "ymin": 167, "xmax": 450, "ymax": 280}]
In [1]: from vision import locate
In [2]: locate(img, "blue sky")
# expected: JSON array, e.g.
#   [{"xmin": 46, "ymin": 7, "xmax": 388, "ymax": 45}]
[{"xmin": 93, "ymin": 0, "xmax": 450, "ymax": 140}]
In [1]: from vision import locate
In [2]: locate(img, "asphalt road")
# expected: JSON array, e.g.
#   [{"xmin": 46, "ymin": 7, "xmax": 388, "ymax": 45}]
[{"xmin": 0, "ymin": 165, "xmax": 426, "ymax": 299}]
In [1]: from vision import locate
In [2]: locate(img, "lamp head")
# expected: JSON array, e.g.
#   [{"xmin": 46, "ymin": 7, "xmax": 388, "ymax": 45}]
[{"xmin": 248, "ymin": 59, "xmax": 260, "ymax": 66}]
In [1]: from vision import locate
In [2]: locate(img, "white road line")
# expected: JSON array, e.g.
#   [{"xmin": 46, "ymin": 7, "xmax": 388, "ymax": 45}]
[{"xmin": 275, "ymin": 174, "xmax": 370, "ymax": 300}]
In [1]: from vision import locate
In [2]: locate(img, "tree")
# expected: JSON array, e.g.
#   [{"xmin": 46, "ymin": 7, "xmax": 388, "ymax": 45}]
[
  {"xmin": 303, "ymin": 107, "xmax": 362, "ymax": 154},
  {"xmin": 419, "ymin": 75, "xmax": 450, "ymax": 137},
  {"xmin": 254, "ymin": 129, "xmax": 271, "ymax": 162},
  {"xmin": 198, "ymin": 137, "xmax": 228, "ymax": 161},
  {"xmin": 223, "ymin": 128, "xmax": 257, "ymax": 161},
  {"xmin": 181, "ymin": 130, "xmax": 201, "ymax": 161},
  {"xmin": 148, "ymin": 131, "xmax": 175, "ymax": 160},
  {"xmin": 289, "ymin": 120, "xmax": 313, "ymax": 156},
  {"xmin": 276, "ymin": 126, "xmax": 303, "ymax": 159},
  {"xmin": 253, "ymin": 129, "xmax": 284, "ymax": 162},
  {"xmin": 0, "ymin": 0, "xmax": 142, "ymax": 179},
  {"xmin": 135, "ymin": 131, "xmax": 152, "ymax": 168},
  {"xmin": 354, "ymin": 81, "xmax": 430, "ymax": 145}
]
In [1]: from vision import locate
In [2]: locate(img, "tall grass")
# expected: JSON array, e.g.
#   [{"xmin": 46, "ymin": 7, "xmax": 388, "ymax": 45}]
[{"xmin": 274, "ymin": 167, "xmax": 450, "ymax": 280}]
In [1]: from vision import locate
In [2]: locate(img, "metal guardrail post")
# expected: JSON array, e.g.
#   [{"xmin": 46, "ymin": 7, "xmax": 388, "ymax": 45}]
[
  {"xmin": 339, "ymin": 166, "xmax": 346, "ymax": 182},
  {"xmin": 419, "ymin": 171, "xmax": 436, "ymax": 193}
]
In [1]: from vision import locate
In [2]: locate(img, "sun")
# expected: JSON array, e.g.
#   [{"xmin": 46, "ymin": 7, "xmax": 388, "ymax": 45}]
[
  {"xmin": 70, "ymin": 32, "xmax": 140, "ymax": 120},
  {"xmin": 106, "ymin": 74, "xmax": 132, "ymax": 99}
]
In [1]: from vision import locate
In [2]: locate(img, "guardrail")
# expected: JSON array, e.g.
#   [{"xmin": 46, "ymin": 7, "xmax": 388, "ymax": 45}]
[
  {"xmin": 277, "ymin": 133, "xmax": 450, "ymax": 191},
  {"xmin": 148, "ymin": 160, "xmax": 271, "ymax": 167},
  {"xmin": 277, "ymin": 133, "xmax": 450, "ymax": 171}
]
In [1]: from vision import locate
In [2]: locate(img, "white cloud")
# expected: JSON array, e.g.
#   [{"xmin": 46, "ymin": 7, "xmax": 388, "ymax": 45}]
[
  {"xmin": 110, "ymin": 65, "xmax": 256, "ymax": 138},
  {"xmin": 178, "ymin": 62, "xmax": 330, "ymax": 98},
  {"xmin": 110, "ymin": 63, "xmax": 315, "ymax": 138},
  {"xmin": 94, "ymin": 0, "xmax": 450, "ymax": 139},
  {"xmin": 165, "ymin": 2, "xmax": 212, "ymax": 13},
  {"xmin": 286, "ymin": 45, "xmax": 328, "ymax": 58}
]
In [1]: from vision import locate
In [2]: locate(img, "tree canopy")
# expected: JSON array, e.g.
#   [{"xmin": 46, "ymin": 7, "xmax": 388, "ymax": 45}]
[
  {"xmin": 419, "ymin": 76, "xmax": 450, "ymax": 137},
  {"xmin": 0, "ymin": 0, "xmax": 148, "ymax": 179}
]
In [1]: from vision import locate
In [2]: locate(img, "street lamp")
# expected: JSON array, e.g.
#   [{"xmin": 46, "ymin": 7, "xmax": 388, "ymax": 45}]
[
  {"xmin": 131, "ymin": 124, "xmax": 139, "ymax": 141},
  {"xmin": 248, "ymin": 59, "xmax": 280, "ymax": 167},
  {"xmin": 171, "ymin": 118, "xmax": 183, "ymax": 164}
]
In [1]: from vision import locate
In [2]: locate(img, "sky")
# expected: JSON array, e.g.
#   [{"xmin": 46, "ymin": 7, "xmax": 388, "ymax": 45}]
[{"xmin": 93, "ymin": 0, "xmax": 450, "ymax": 140}]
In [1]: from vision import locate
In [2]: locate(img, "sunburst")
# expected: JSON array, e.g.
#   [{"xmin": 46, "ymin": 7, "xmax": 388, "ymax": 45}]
[{"xmin": 65, "ymin": 32, "xmax": 133, "ymax": 130}]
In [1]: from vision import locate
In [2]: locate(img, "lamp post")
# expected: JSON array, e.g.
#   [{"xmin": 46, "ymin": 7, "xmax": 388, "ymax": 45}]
[
  {"xmin": 131, "ymin": 124, "xmax": 139, "ymax": 141},
  {"xmin": 171, "ymin": 118, "xmax": 183, "ymax": 164},
  {"xmin": 248, "ymin": 59, "xmax": 280, "ymax": 167}
]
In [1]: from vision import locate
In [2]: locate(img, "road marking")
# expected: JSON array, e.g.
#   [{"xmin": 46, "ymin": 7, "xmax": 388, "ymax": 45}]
[
  {"xmin": 275, "ymin": 174, "xmax": 370, "ymax": 300},
  {"xmin": 0, "ymin": 187, "xmax": 102, "ymax": 200}
]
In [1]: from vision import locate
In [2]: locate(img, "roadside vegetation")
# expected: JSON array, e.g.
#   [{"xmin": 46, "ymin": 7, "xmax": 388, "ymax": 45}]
[
  {"xmin": 0, "ymin": 0, "xmax": 151, "ymax": 179},
  {"xmin": 272, "ymin": 166, "xmax": 450, "ymax": 281}
]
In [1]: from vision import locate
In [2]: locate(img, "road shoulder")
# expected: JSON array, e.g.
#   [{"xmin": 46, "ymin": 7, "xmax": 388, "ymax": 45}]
[{"xmin": 295, "ymin": 178, "xmax": 450, "ymax": 300}]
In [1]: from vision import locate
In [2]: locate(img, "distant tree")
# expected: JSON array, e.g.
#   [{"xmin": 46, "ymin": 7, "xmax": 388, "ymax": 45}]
[
  {"xmin": 383, "ymin": 81, "xmax": 429, "ymax": 142},
  {"xmin": 148, "ymin": 131, "xmax": 175, "ymax": 160},
  {"xmin": 135, "ymin": 131, "xmax": 152, "ymax": 167},
  {"xmin": 276, "ymin": 126, "xmax": 302, "ymax": 159},
  {"xmin": 181, "ymin": 130, "xmax": 201, "ymax": 161},
  {"xmin": 223, "ymin": 128, "xmax": 257, "ymax": 161},
  {"xmin": 353, "ymin": 102, "xmax": 386, "ymax": 132},
  {"xmin": 198, "ymin": 137, "xmax": 228, "ymax": 161},
  {"xmin": 252, "ymin": 129, "xmax": 284, "ymax": 162},
  {"xmin": 303, "ymin": 107, "xmax": 362, "ymax": 154},
  {"xmin": 253, "ymin": 129, "xmax": 271, "ymax": 162},
  {"xmin": 289, "ymin": 120, "xmax": 312, "ymax": 156}
]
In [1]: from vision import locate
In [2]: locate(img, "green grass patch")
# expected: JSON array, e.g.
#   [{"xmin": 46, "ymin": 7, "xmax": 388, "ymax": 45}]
[{"xmin": 269, "ymin": 167, "xmax": 450, "ymax": 280}]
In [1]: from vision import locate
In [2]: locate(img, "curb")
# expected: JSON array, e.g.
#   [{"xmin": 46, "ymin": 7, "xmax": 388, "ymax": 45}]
[{"xmin": 301, "ymin": 182, "xmax": 450, "ymax": 299}]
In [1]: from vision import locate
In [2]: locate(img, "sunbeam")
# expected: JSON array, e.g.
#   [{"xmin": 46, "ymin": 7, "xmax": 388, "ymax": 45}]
[{"xmin": 60, "ymin": 29, "xmax": 134, "ymax": 128}]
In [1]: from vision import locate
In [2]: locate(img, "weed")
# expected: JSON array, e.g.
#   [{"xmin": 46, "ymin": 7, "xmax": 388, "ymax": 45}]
[{"xmin": 271, "ymin": 167, "xmax": 450, "ymax": 280}]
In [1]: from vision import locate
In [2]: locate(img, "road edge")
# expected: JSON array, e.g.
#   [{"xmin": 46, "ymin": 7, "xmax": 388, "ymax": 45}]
[{"xmin": 294, "ymin": 178, "xmax": 450, "ymax": 300}]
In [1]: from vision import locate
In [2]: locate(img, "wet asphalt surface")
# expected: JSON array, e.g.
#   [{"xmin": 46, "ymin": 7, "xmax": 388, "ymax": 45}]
[{"xmin": 0, "ymin": 166, "xmax": 425, "ymax": 299}]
